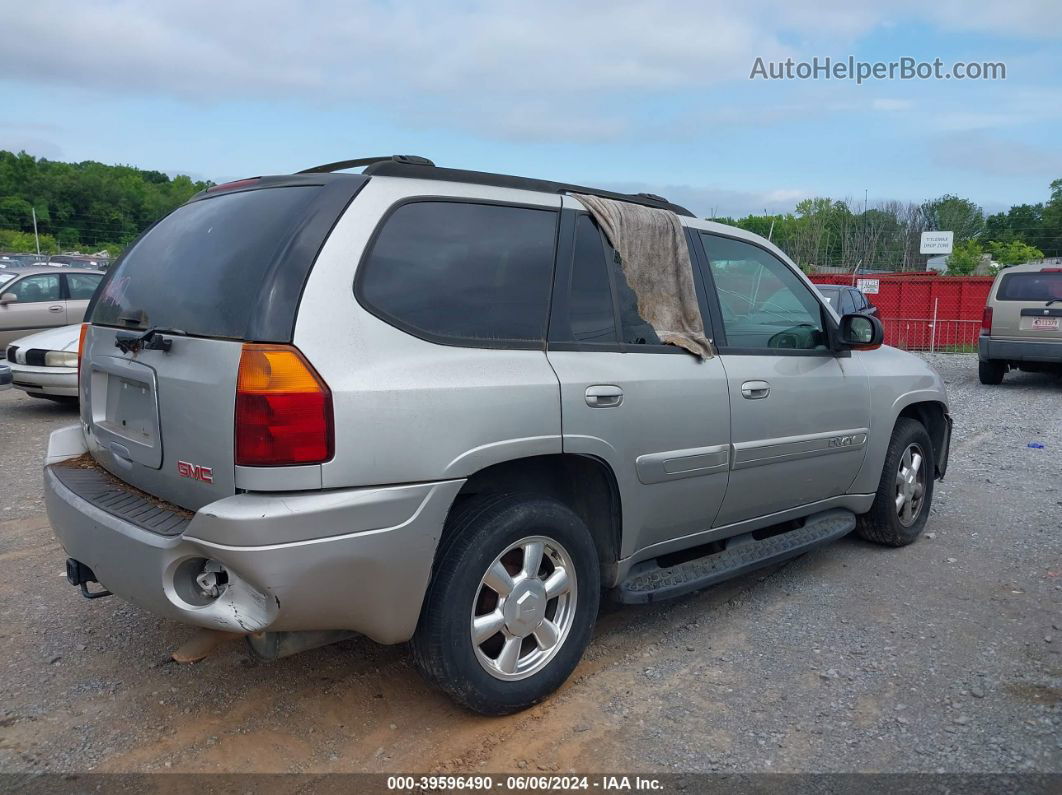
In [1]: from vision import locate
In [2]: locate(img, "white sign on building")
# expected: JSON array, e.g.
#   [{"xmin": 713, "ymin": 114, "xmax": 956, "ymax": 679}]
[{"xmin": 920, "ymin": 231, "xmax": 954, "ymax": 255}]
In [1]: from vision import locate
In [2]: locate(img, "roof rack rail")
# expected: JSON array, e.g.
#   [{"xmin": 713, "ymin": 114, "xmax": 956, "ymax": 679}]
[
  {"xmin": 298, "ymin": 154, "xmax": 435, "ymax": 174},
  {"xmin": 362, "ymin": 160, "xmax": 694, "ymax": 216}
]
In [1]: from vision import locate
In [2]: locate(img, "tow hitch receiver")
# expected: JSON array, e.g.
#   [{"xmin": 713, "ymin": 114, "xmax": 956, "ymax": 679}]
[{"xmin": 66, "ymin": 558, "xmax": 113, "ymax": 600}]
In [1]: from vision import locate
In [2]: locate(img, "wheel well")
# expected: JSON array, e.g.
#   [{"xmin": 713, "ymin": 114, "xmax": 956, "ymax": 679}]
[
  {"xmin": 897, "ymin": 401, "xmax": 948, "ymax": 477},
  {"xmin": 445, "ymin": 455, "xmax": 622, "ymax": 584}
]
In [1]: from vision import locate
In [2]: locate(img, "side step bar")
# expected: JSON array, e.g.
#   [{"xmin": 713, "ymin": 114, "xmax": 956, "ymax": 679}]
[{"xmin": 615, "ymin": 508, "xmax": 857, "ymax": 604}]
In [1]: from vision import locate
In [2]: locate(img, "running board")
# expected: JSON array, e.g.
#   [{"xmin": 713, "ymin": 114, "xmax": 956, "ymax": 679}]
[{"xmin": 615, "ymin": 509, "xmax": 857, "ymax": 604}]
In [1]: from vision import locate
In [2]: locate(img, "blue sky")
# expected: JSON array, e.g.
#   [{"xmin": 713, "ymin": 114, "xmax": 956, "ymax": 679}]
[{"xmin": 1, "ymin": 1, "xmax": 1060, "ymax": 217}]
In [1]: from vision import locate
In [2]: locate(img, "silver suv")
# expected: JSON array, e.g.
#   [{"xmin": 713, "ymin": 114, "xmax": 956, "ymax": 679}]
[
  {"xmin": 45, "ymin": 156, "xmax": 951, "ymax": 714},
  {"xmin": 978, "ymin": 261, "xmax": 1062, "ymax": 384}
]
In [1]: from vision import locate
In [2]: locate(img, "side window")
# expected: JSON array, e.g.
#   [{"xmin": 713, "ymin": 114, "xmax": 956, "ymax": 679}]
[
  {"xmin": 7, "ymin": 274, "xmax": 61, "ymax": 303},
  {"xmin": 603, "ymin": 235, "xmax": 661, "ymax": 346},
  {"xmin": 67, "ymin": 273, "xmax": 103, "ymax": 300},
  {"xmin": 700, "ymin": 234, "xmax": 827, "ymax": 351},
  {"xmin": 358, "ymin": 201, "xmax": 558, "ymax": 344},
  {"xmin": 568, "ymin": 215, "xmax": 616, "ymax": 343},
  {"xmin": 839, "ymin": 289, "xmax": 856, "ymax": 315}
]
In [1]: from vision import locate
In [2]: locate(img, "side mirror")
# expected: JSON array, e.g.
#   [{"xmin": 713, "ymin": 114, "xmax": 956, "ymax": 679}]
[
  {"xmin": 839, "ymin": 313, "xmax": 884, "ymax": 349},
  {"xmin": 0, "ymin": 293, "xmax": 16, "ymax": 306}
]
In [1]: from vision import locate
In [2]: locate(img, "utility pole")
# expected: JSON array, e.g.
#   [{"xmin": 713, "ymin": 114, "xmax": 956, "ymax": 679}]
[
  {"xmin": 854, "ymin": 189, "xmax": 868, "ymax": 285},
  {"xmin": 32, "ymin": 207, "xmax": 41, "ymax": 255}
]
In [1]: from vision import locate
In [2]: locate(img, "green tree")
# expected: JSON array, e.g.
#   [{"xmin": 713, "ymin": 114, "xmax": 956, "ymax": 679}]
[
  {"xmin": 921, "ymin": 194, "xmax": 984, "ymax": 244},
  {"xmin": 945, "ymin": 240, "xmax": 983, "ymax": 275},
  {"xmin": 0, "ymin": 150, "xmax": 209, "ymax": 253},
  {"xmin": 987, "ymin": 239, "xmax": 1044, "ymax": 267}
]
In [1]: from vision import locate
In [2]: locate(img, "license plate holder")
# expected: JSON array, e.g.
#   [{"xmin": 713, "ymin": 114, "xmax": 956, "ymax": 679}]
[
  {"xmin": 88, "ymin": 357, "xmax": 163, "ymax": 469},
  {"xmin": 1032, "ymin": 317, "xmax": 1059, "ymax": 330}
]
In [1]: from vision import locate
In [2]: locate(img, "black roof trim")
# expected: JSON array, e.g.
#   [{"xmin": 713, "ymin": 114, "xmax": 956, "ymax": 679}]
[{"xmin": 362, "ymin": 160, "xmax": 695, "ymax": 217}]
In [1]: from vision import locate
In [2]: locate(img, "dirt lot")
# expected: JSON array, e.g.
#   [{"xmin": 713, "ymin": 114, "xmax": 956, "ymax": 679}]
[{"xmin": 0, "ymin": 354, "xmax": 1059, "ymax": 775}]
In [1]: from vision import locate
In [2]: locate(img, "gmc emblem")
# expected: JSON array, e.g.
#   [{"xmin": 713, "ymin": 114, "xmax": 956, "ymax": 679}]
[{"xmin": 177, "ymin": 460, "xmax": 214, "ymax": 484}]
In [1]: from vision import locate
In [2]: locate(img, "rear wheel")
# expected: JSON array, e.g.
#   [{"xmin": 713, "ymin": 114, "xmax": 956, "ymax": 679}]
[
  {"xmin": 857, "ymin": 418, "xmax": 934, "ymax": 547},
  {"xmin": 978, "ymin": 360, "xmax": 1005, "ymax": 385},
  {"xmin": 411, "ymin": 494, "xmax": 600, "ymax": 715}
]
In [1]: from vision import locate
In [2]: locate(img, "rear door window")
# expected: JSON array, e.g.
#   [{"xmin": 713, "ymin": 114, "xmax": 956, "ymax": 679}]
[
  {"xmin": 568, "ymin": 215, "xmax": 616, "ymax": 343},
  {"xmin": 91, "ymin": 186, "xmax": 323, "ymax": 338},
  {"xmin": 66, "ymin": 273, "xmax": 103, "ymax": 300},
  {"xmin": 358, "ymin": 201, "xmax": 558, "ymax": 345},
  {"xmin": 997, "ymin": 271, "xmax": 1062, "ymax": 301},
  {"xmin": 609, "ymin": 244, "xmax": 662, "ymax": 346}
]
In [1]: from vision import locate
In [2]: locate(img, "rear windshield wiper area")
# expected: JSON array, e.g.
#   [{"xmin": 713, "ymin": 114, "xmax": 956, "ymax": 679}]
[{"xmin": 114, "ymin": 327, "xmax": 183, "ymax": 354}]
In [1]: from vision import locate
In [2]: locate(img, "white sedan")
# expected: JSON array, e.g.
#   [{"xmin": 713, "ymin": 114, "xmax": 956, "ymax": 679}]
[{"xmin": 5, "ymin": 323, "xmax": 81, "ymax": 400}]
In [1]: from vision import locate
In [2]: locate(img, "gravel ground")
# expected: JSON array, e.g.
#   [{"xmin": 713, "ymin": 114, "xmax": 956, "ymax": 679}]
[{"xmin": 0, "ymin": 354, "xmax": 1059, "ymax": 775}]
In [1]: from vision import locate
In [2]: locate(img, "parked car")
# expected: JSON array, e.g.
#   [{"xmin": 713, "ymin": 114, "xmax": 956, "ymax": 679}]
[
  {"xmin": 47, "ymin": 255, "xmax": 108, "ymax": 270},
  {"xmin": 44, "ymin": 156, "xmax": 951, "ymax": 715},
  {"xmin": 0, "ymin": 362, "xmax": 11, "ymax": 391},
  {"xmin": 978, "ymin": 263, "xmax": 1062, "ymax": 384},
  {"xmin": 815, "ymin": 284, "xmax": 878, "ymax": 317},
  {"xmin": 0, "ymin": 253, "xmax": 48, "ymax": 268},
  {"xmin": 0, "ymin": 267, "xmax": 104, "ymax": 351},
  {"xmin": 5, "ymin": 323, "xmax": 81, "ymax": 400}
]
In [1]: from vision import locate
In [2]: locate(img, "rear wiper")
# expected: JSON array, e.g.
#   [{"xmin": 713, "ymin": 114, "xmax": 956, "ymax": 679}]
[
  {"xmin": 114, "ymin": 327, "xmax": 183, "ymax": 354},
  {"xmin": 1047, "ymin": 299, "xmax": 1058, "ymax": 306}
]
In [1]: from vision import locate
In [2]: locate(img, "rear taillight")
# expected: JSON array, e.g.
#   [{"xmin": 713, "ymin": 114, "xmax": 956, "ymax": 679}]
[
  {"xmin": 980, "ymin": 306, "xmax": 993, "ymax": 336},
  {"xmin": 76, "ymin": 323, "xmax": 88, "ymax": 382},
  {"xmin": 235, "ymin": 344, "xmax": 333, "ymax": 467}
]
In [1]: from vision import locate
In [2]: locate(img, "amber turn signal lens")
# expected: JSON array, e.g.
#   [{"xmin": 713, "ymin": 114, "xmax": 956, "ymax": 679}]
[{"xmin": 235, "ymin": 344, "xmax": 334, "ymax": 467}]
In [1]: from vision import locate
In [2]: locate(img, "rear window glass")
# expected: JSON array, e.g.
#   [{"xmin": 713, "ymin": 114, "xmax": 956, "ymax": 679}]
[
  {"xmin": 358, "ymin": 201, "xmax": 557, "ymax": 344},
  {"xmin": 91, "ymin": 186, "xmax": 319, "ymax": 337},
  {"xmin": 996, "ymin": 271, "xmax": 1062, "ymax": 302}
]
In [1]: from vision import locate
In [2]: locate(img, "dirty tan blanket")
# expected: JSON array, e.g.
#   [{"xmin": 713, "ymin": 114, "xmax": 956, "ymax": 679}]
[{"xmin": 574, "ymin": 194, "xmax": 713, "ymax": 359}]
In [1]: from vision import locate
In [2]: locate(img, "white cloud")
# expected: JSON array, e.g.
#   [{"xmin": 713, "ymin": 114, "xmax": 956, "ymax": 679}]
[{"xmin": 0, "ymin": 0, "xmax": 1059, "ymax": 144}]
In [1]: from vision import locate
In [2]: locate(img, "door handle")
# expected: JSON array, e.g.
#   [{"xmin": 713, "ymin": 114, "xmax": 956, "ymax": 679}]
[
  {"xmin": 585, "ymin": 385, "xmax": 623, "ymax": 408},
  {"xmin": 48, "ymin": 305, "xmax": 64, "ymax": 312},
  {"xmin": 740, "ymin": 380, "xmax": 770, "ymax": 400}
]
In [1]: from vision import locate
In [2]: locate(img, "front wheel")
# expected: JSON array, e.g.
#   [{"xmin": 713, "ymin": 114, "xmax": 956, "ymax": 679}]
[
  {"xmin": 411, "ymin": 494, "xmax": 600, "ymax": 715},
  {"xmin": 856, "ymin": 418, "xmax": 935, "ymax": 547}
]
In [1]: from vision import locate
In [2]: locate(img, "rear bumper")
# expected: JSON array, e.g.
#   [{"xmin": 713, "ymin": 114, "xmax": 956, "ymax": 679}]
[
  {"xmin": 10, "ymin": 363, "xmax": 78, "ymax": 396},
  {"xmin": 979, "ymin": 336, "xmax": 1062, "ymax": 364},
  {"xmin": 44, "ymin": 426, "xmax": 464, "ymax": 644}
]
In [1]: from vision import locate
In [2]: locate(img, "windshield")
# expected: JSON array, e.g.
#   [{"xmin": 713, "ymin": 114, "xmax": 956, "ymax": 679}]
[{"xmin": 0, "ymin": 273, "xmax": 14, "ymax": 289}]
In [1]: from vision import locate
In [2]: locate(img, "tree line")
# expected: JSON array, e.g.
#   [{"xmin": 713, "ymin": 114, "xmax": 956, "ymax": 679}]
[
  {"xmin": 0, "ymin": 150, "xmax": 209, "ymax": 256},
  {"xmin": 713, "ymin": 179, "xmax": 1062, "ymax": 274}
]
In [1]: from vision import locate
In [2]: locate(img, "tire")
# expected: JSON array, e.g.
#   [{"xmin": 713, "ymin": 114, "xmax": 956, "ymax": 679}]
[
  {"xmin": 978, "ymin": 360, "xmax": 1005, "ymax": 385},
  {"xmin": 856, "ymin": 418, "xmax": 935, "ymax": 547},
  {"xmin": 411, "ymin": 493, "xmax": 600, "ymax": 715}
]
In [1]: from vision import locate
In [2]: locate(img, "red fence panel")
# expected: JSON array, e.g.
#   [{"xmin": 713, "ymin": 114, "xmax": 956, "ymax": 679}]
[{"xmin": 811, "ymin": 273, "xmax": 994, "ymax": 351}]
